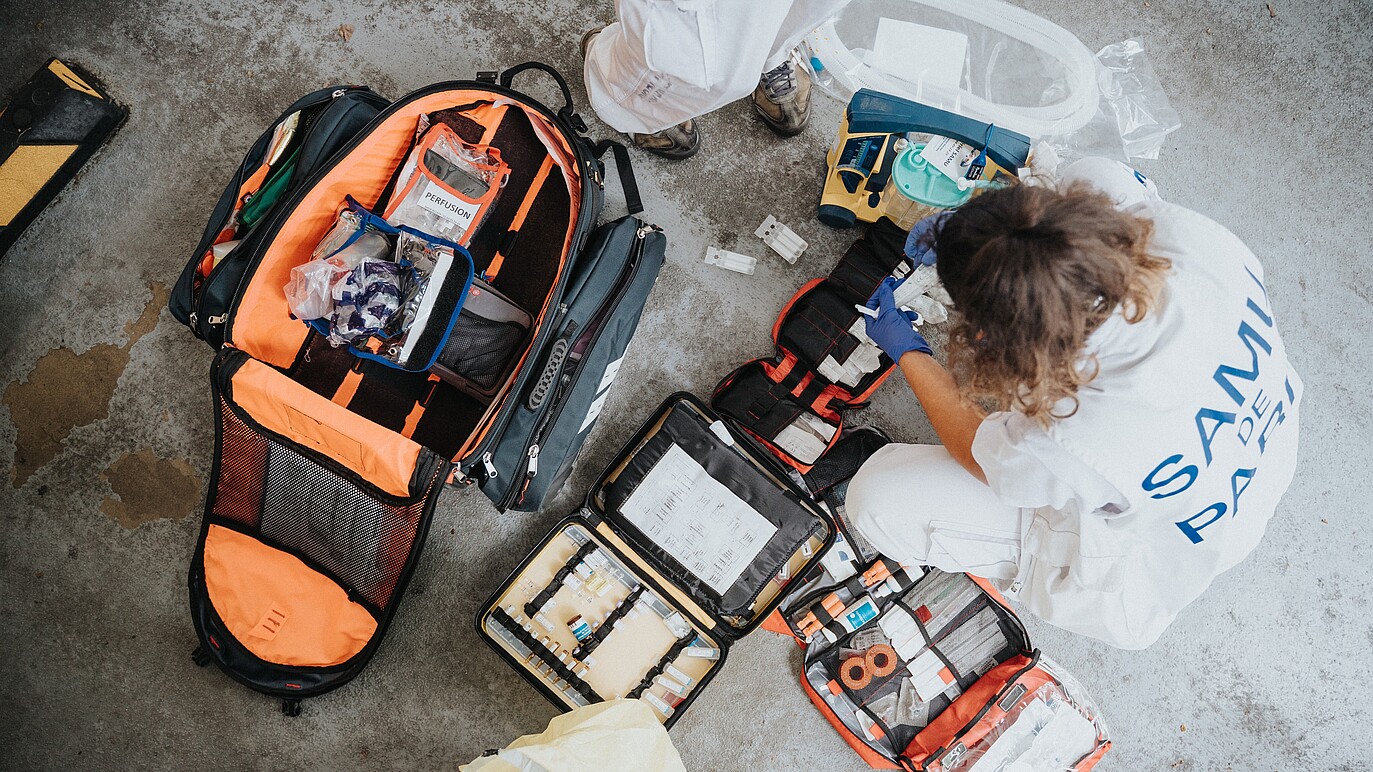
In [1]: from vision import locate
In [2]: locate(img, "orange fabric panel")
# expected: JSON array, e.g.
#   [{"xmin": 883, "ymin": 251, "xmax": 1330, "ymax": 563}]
[
  {"xmin": 234, "ymin": 91, "xmax": 581, "ymax": 369},
  {"xmin": 486, "ymin": 155, "xmax": 555, "ymax": 280},
  {"xmin": 230, "ymin": 357, "xmax": 421, "ymax": 497},
  {"xmin": 905, "ymin": 656, "xmax": 1045, "ymax": 764},
  {"xmin": 331, "ymin": 367, "xmax": 364, "ymax": 407},
  {"xmin": 203, "ymin": 525, "xmax": 376, "ymax": 667},
  {"xmin": 759, "ymin": 608, "xmax": 802, "ymax": 641}
]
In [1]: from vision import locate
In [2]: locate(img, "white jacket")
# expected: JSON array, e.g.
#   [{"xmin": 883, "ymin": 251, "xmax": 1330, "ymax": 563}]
[{"xmin": 974, "ymin": 170, "xmax": 1303, "ymax": 649}]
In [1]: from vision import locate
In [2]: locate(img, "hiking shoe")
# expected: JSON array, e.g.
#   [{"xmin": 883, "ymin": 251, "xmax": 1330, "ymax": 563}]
[
  {"xmin": 581, "ymin": 26, "xmax": 700, "ymax": 159},
  {"xmin": 629, "ymin": 120, "xmax": 700, "ymax": 160},
  {"xmin": 751, "ymin": 55, "xmax": 811, "ymax": 137}
]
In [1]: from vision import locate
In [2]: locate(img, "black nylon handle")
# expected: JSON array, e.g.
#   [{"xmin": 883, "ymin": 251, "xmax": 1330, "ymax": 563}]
[
  {"xmin": 498, "ymin": 61, "xmax": 576, "ymax": 116},
  {"xmin": 594, "ymin": 139, "xmax": 644, "ymax": 215}
]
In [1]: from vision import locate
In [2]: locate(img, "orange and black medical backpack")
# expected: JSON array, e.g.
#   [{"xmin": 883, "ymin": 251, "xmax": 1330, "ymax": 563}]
[{"xmin": 171, "ymin": 63, "xmax": 666, "ymax": 713}]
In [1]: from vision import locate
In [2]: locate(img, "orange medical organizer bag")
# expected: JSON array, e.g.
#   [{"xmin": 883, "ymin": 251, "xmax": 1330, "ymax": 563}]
[{"xmin": 175, "ymin": 64, "xmax": 666, "ymax": 714}]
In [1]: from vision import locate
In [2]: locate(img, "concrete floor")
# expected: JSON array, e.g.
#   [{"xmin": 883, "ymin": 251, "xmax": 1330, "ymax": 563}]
[{"xmin": 2, "ymin": 0, "xmax": 1370, "ymax": 769}]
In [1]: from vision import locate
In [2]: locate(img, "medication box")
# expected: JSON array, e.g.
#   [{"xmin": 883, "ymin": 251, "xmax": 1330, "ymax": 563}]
[{"xmin": 476, "ymin": 393, "xmax": 834, "ymax": 725}]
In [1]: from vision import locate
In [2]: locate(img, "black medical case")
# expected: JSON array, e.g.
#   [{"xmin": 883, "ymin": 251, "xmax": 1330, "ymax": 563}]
[{"xmin": 476, "ymin": 393, "xmax": 836, "ymax": 726}]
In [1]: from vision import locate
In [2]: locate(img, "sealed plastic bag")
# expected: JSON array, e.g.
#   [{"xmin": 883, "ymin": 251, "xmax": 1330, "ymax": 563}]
[
  {"xmin": 803, "ymin": 2, "xmax": 1180, "ymax": 162},
  {"xmin": 286, "ymin": 210, "xmax": 392, "ymax": 321},
  {"xmin": 384, "ymin": 123, "xmax": 509, "ymax": 245},
  {"xmin": 1095, "ymin": 39, "xmax": 1180, "ymax": 160},
  {"xmin": 327, "ymin": 258, "xmax": 406, "ymax": 346},
  {"xmin": 938, "ymin": 656, "xmax": 1110, "ymax": 772}
]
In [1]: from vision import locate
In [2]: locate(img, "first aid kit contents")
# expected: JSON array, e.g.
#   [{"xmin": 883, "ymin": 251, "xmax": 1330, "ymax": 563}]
[
  {"xmin": 479, "ymin": 394, "xmax": 835, "ymax": 726},
  {"xmin": 287, "ymin": 197, "xmax": 480, "ymax": 374},
  {"xmin": 175, "ymin": 64, "xmax": 669, "ymax": 716},
  {"xmin": 711, "ymin": 219, "xmax": 910, "ymax": 471},
  {"xmin": 786, "ymin": 567, "xmax": 1111, "ymax": 769}
]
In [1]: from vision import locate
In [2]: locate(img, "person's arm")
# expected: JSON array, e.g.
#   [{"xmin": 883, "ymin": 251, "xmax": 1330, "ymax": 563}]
[
  {"xmin": 864, "ymin": 276, "xmax": 988, "ymax": 481},
  {"xmin": 898, "ymin": 352, "xmax": 987, "ymax": 482}
]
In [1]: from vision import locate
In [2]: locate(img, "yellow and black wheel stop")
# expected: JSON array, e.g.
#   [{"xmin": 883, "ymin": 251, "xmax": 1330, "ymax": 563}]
[{"xmin": 0, "ymin": 58, "xmax": 127, "ymax": 256}]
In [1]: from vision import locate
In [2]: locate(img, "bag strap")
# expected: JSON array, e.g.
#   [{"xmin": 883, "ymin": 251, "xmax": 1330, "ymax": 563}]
[
  {"xmin": 498, "ymin": 62, "xmax": 587, "ymax": 133},
  {"xmin": 593, "ymin": 139, "xmax": 644, "ymax": 216}
]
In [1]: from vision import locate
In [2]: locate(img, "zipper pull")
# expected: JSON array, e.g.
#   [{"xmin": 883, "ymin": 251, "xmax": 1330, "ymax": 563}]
[
  {"xmin": 481, "ymin": 452, "xmax": 498, "ymax": 480},
  {"xmin": 526, "ymin": 445, "xmax": 540, "ymax": 479}
]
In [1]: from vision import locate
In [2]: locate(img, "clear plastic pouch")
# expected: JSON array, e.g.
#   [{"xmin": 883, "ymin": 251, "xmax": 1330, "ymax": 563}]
[
  {"xmin": 297, "ymin": 197, "xmax": 475, "ymax": 369},
  {"xmin": 384, "ymin": 123, "xmax": 509, "ymax": 245},
  {"xmin": 285, "ymin": 209, "xmax": 391, "ymax": 322},
  {"xmin": 940, "ymin": 657, "xmax": 1110, "ymax": 772}
]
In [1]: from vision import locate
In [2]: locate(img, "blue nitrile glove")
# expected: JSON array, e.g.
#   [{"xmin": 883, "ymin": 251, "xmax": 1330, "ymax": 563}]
[
  {"xmin": 865, "ymin": 277, "xmax": 933, "ymax": 361},
  {"xmin": 903, "ymin": 212, "xmax": 949, "ymax": 266}
]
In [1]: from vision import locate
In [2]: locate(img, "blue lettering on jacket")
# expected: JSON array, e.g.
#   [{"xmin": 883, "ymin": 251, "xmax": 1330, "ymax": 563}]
[{"xmin": 1134, "ymin": 263, "xmax": 1296, "ymax": 545}]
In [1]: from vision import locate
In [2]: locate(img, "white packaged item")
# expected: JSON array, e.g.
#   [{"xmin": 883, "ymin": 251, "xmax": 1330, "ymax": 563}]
[
  {"xmin": 774, "ymin": 412, "xmax": 838, "ymax": 463},
  {"xmin": 704, "ymin": 247, "xmax": 758, "ymax": 275},
  {"xmin": 755, "ymin": 215, "xmax": 808, "ymax": 263}
]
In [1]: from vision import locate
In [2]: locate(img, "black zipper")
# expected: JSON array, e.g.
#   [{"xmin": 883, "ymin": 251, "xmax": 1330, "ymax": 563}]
[
  {"xmin": 497, "ymin": 225, "xmax": 652, "ymax": 509},
  {"xmin": 221, "ymin": 79, "xmax": 600, "ymax": 466}
]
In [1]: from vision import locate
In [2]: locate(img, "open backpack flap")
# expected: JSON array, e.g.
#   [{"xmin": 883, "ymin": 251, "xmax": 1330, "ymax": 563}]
[
  {"xmin": 176, "ymin": 63, "xmax": 667, "ymax": 712},
  {"xmin": 710, "ymin": 218, "xmax": 910, "ymax": 472}
]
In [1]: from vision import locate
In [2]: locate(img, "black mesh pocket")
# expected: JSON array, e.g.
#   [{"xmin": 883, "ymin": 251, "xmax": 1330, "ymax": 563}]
[
  {"xmin": 436, "ymin": 310, "xmax": 524, "ymax": 391},
  {"xmin": 211, "ymin": 396, "xmax": 440, "ymax": 612}
]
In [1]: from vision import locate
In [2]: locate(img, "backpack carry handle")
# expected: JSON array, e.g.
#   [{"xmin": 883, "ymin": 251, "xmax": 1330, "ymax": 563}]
[
  {"xmin": 594, "ymin": 139, "xmax": 644, "ymax": 216},
  {"xmin": 498, "ymin": 62, "xmax": 586, "ymax": 132}
]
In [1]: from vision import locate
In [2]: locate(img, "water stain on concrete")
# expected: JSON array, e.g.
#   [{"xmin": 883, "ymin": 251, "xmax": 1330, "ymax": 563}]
[
  {"xmin": 98, "ymin": 448, "xmax": 202, "ymax": 528},
  {"xmin": 4, "ymin": 282, "xmax": 170, "ymax": 487}
]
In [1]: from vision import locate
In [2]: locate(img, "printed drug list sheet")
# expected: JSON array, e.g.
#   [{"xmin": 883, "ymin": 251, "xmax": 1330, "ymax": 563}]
[{"xmin": 622, "ymin": 444, "xmax": 777, "ymax": 594}]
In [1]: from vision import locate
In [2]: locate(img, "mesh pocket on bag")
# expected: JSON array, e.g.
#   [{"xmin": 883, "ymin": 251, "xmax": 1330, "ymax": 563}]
[
  {"xmin": 435, "ymin": 311, "xmax": 524, "ymax": 391},
  {"xmin": 211, "ymin": 398, "xmax": 433, "ymax": 612}
]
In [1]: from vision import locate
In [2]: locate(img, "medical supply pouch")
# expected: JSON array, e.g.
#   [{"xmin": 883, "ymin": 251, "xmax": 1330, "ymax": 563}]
[
  {"xmin": 779, "ymin": 565, "xmax": 1110, "ymax": 770},
  {"xmin": 384, "ymin": 122, "xmax": 508, "ymax": 244},
  {"xmin": 476, "ymin": 393, "xmax": 835, "ymax": 726},
  {"xmin": 711, "ymin": 219, "xmax": 910, "ymax": 471},
  {"xmin": 296, "ymin": 197, "xmax": 477, "ymax": 372},
  {"xmin": 178, "ymin": 63, "xmax": 666, "ymax": 713},
  {"xmin": 171, "ymin": 86, "xmax": 391, "ymax": 346}
]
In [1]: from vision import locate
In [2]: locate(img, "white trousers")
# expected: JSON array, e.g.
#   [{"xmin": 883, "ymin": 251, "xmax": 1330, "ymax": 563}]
[
  {"xmin": 846, "ymin": 444, "xmax": 1027, "ymax": 582},
  {"xmin": 583, "ymin": 0, "xmax": 850, "ymax": 134}
]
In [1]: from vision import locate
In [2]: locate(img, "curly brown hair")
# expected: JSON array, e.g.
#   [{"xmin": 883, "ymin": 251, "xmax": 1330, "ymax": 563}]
[{"xmin": 931, "ymin": 182, "xmax": 1171, "ymax": 421}]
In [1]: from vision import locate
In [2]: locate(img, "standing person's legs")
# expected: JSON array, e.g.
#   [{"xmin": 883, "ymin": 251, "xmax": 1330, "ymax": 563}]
[
  {"xmin": 846, "ymin": 444, "xmax": 1027, "ymax": 582},
  {"xmin": 583, "ymin": 0, "xmax": 797, "ymax": 136},
  {"xmin": 750, "ymin": 0, "xmax": 849, "ymax": 136}
]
